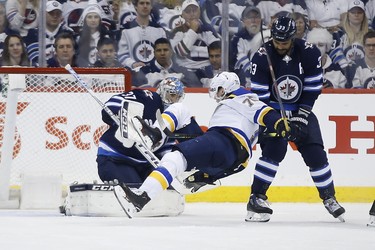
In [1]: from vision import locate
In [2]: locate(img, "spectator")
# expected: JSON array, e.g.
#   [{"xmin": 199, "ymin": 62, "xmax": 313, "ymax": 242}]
[
  {"xmin": 111, "ymin": 0, "xmax": 137, "ymax": 30},
  {"xmin": 117, "ymin": 0, "xmax": 167, "ymax": 70},
  {"xmin": 352, "ymin": 30, "xmax": 375, "ymax": 88},
  {"xmin": 47, "ymin": 32, "xmax": 77, "ymax": 67},
  {"xmin": 230, "ymin": 6, "xmax": 262, "ymax": 86},
  {"xmin": 366, "ymin": 0, "xmax": 375, "ymax": 29},
  {"xmin": 201, "ymin": 0, "xmax": 248, "ymax": 38},
  {"xmin": 170, "ymin": 0, "xmax": 220, "ymax": 71},
  {"xmin": 307, "ymin": 28, "xmax": 347, "ymax": 88},
  {"xmin": 133, "ymin": 37, "xmax": 198, "ymax": 87},
  {"xmin": 291, "ymin": 12, "xmax": 309, "ymax": 40},
  {"xmin": 0, "ymin": 3, "xmax": 19, "ymax": 57},
  {"xmin": 76, "ymin": 3, "xmax": 114, "ymax": 67},
  {"xmin": 62, "ymin": 0, "xmax": 114, "ymax": 34},
  {"xmin": 154, "ymin": 0, "xmax": 184, "ymax": 35},
  {"xmin": 195, "ymin": 40, "xmax": 222, "ymax": 87},
  {"xmin": 306, "ymin": 0, "xmax": 346, "ymax": 31},
  {"xmin": 6, "ymin": 0, "xmax": 39, "ymax": 37},
  {"xmin": 341, "ymin": 0, "xmax": 369, "ymax": 63},
  {"xmin": 0, "ymin": 33, "xmax": 30, "ymax": 66},
  {"xmin": 24, "ymin": 0, "xmax": 74, "ymax": 66},
  {"xmin": 256, "ymin": 0, "xmax": 308, "ymax": 28},
  {"xmin": 93, "ymin": 36, "xmax": 122, "ymax": 67}
]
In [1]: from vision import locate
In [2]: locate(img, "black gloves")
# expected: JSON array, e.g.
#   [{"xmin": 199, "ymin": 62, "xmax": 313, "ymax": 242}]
[{"xmin": 275, "ymin": 106, "xmax": 311, "ymax": 142}]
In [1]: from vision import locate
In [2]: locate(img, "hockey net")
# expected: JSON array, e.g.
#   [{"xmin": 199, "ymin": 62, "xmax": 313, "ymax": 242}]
[{"xmin": 0, "ymin": 67, "xmax": 131, "ymax": 188}]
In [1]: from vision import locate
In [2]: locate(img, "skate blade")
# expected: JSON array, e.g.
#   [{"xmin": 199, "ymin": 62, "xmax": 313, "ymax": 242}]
[
  {"xmin": 367, "ymin": 216, "xmax": 375, "ymax": 227},
  {"xmin": 113, "ymin": 185, "xmax": 136, "ymax": 218},
  {"xmin": 245, "ymin": 211, "xmax": 271, "ymax": 222},
  {"xmin": 337, "ymin": 215, "xmax": 345, "ymax": 223}
]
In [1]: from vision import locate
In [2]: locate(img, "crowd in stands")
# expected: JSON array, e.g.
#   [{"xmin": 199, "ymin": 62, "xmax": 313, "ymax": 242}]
[{"xmin": 0, "ymin": 0, "xmax": 374, "ymax": 89}]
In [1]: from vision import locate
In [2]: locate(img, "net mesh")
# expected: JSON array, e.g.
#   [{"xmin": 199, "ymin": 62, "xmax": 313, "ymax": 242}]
[{"xmin": 0, "ymin": 68, "xmax": 129, "ymax": 186}]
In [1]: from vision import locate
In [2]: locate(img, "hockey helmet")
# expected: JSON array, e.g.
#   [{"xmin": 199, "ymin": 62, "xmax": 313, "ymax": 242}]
[
  {"xmin": 271, "ymin": 16, "xmax": 296, "ymax": 41},
  {"xmin": 157, "ymin": 77, "xmax": 185, "ymax": 105},
  {"xmin": 209, "ymin": 72, "xmax": 240, "ymax": 102}
]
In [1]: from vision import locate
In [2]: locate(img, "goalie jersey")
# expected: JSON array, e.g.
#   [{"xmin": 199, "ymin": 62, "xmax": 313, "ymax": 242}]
[{"xmin": 98, "ymin": 89, "xmax": 164, "ymax": 162}]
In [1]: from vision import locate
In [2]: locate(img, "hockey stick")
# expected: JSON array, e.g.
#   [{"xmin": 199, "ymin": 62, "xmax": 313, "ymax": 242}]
[
  {"xmin": 155, "ymin": 110, "xmax": 200, "ymax": 139},
  {"xmin": 260, "ymin": 27, "xmax": 290, "ymax": 131}
]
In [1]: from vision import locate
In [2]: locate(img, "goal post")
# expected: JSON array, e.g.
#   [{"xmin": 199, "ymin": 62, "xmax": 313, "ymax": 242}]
[{"xmin": 0, "ymin": 67, "xmax": 131, "ymax": 208}]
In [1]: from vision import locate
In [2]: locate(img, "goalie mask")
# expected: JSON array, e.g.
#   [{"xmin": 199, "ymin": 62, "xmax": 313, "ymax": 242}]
[
  {"xmin": 157, "ymin": 77, "xmax": 185, "ymax": 107},
  {"xmin": 209, "ymin": 72, "xmax": 240, "ymax": 102}
]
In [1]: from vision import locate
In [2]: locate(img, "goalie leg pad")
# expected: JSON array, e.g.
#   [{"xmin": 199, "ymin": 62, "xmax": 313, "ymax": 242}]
[{"xmin": 63, "ymin": 183, "xmax": 185, "ymax": 217}]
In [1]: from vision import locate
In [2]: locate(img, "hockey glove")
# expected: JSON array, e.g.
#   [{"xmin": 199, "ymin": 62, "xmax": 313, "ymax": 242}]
[
  {"xmin": 275, "ymin": 118, "xmax": 296, "ymax": 141},
  {"xmin": 289, "ymin": 107, "xmax": 311, "ymax": 142},
  {"xmin": 183, "ymin": 171, "xmax": 216, "ymax": 193},
  {"xmin": 132, "ymin": 116, "xmax": 163, "ymax": 151}
]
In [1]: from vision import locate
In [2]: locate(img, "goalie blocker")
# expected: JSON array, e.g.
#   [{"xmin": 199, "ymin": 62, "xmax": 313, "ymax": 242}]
[{"xmin": 60, "ymin": 183, "xmax": 184, "ymax": 217}]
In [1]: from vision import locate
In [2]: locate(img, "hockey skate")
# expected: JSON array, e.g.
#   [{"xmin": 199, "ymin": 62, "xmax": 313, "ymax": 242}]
[
  {"xmin": 245, "ymin": 194, "xmax": 273, "ymax": 222},
  {"xmin": 131, "ymin": 116, "xmax": 162, "ymax": 150},
  {"xmin": 323, "ymin": 197, "xmax": 346, "ymax": 222},
  {"xmin": 367, "ymin": 200, "xmax": 375, "ymax": 227},
  {"xmin": 113, "ymin": 182, "xmax": 151, "ymax": 218}
]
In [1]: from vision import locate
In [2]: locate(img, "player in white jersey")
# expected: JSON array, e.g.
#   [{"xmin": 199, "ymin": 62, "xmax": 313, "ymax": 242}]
[{"xmin": 112, "ymin": 71, "xmax": 292, "ymax": 218}]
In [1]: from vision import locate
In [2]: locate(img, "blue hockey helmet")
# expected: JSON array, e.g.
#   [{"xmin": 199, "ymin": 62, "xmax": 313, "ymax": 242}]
[
  {"xmin": 271, "ymin": 16, "xmax": 296, "ymax": 41},
  {"xmin": 157, "ymin": 77, "xmax": 185, "ymax": 105}
]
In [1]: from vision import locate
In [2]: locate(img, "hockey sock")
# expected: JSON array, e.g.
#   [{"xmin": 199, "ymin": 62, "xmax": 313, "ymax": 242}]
[
  {"xmin": 139, "ymin": 166, "xmax": 173, "ymax": 200},
  {"xmin": 309, "ymin": 163, "xmax": 335, "ymax": 199},
  {"xmin": 251, "ymin": 157, "xmax": 279, "ymax": 194}
]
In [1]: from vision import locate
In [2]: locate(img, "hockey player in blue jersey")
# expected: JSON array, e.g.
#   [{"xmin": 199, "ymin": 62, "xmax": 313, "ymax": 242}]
[
  {"xmin": 112, "ymin": 71, "xmax": 294, "ymax": 218},
  {"xmin": 247, "ymin": 16, "xmax": 345, "ymax": 222},
  {"xmin": 97, "ymin": 77, "xmax": 202, "ymax": 187}
]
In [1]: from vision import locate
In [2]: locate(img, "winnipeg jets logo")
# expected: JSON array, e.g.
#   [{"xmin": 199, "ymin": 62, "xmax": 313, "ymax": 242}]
[
  {"xmin": 364, "ymin": 77, "xmax": 375, "ymax": 89},
  {"xmin": 275, "ymin": 75, "xmax": 302, "ymax": 102},
  {"xmin": 133, "ymin": 40, "xmax": 154, "ymax": 63}
]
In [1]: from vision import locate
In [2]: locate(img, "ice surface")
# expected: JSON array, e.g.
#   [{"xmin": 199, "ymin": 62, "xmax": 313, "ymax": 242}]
[{"xmin": 0, "ymin": 203, "xmax": 374, "ymax": 250}]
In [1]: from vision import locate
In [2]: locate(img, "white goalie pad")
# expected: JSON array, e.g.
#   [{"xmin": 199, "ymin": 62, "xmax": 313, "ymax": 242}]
[
  {"xmin": 62, "ymin": 183, "xmax": 185, "ymax": 217},
  {"xmin": 114, "ymin": 100, "xmax": 145, "ymax": 148}
]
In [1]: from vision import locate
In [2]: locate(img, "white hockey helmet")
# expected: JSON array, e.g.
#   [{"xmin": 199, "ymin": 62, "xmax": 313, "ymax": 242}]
[
  {"xmin": 209, "ymin": 72, "xmax": 240, "ymax": 102},
  {"xmin": 157, "ymin": 77, "xmax": 185, "ymax": 106}
]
